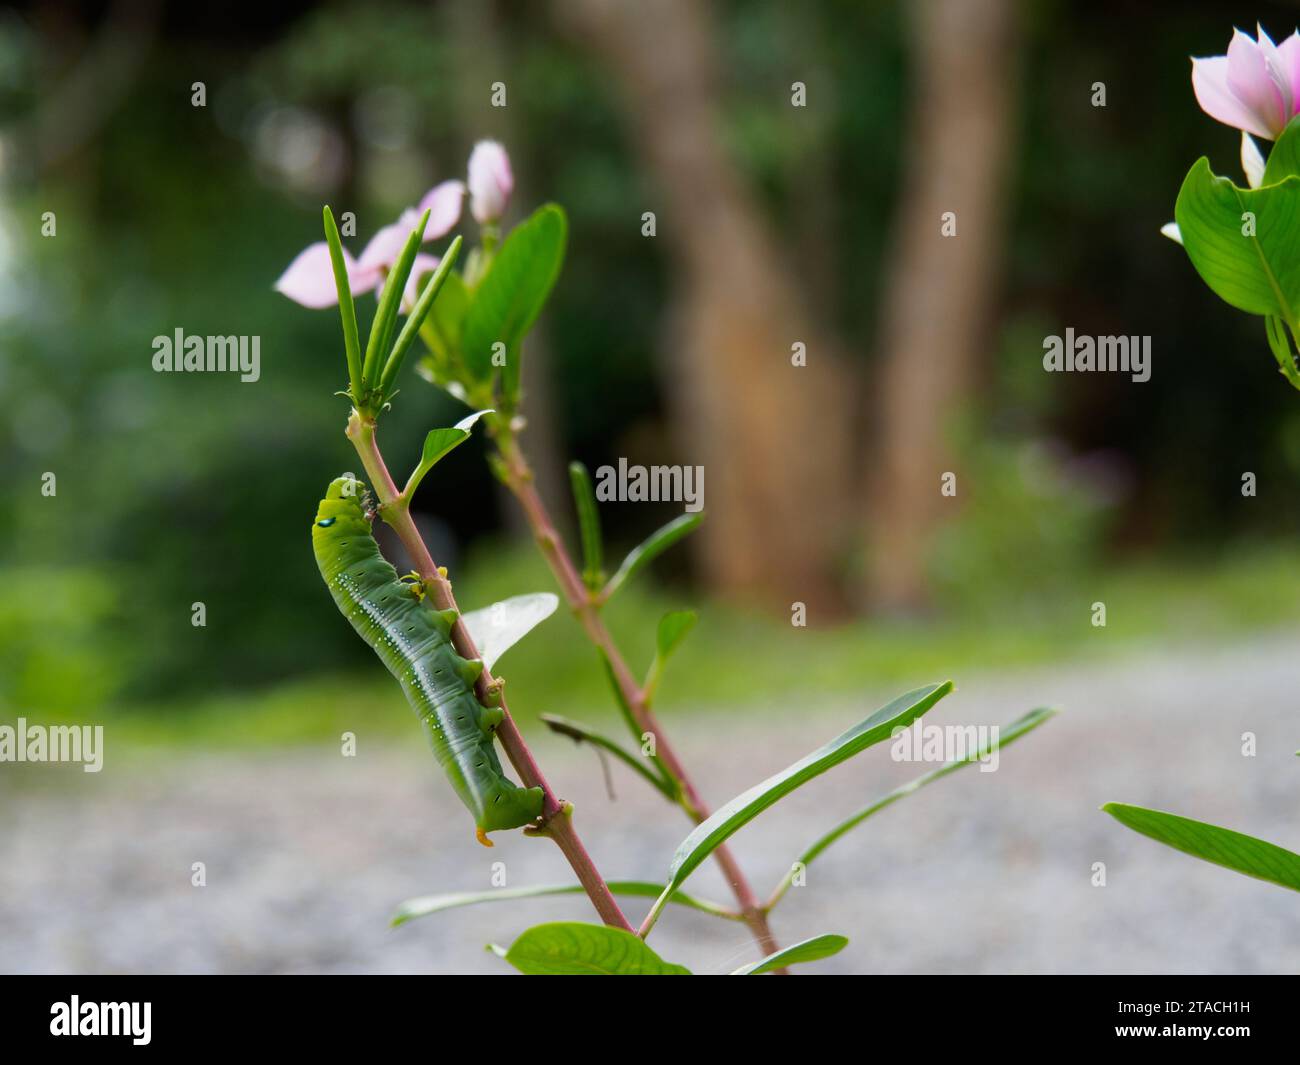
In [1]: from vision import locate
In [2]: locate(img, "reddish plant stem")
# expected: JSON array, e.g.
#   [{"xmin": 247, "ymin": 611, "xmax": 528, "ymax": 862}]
[
  {"xmin": 494, "ymin": 430, "xmax": 782, "ymax": 957},
  {"xmin": 345, "ymin": 413, "xmax": 633, "ymax": 933}
]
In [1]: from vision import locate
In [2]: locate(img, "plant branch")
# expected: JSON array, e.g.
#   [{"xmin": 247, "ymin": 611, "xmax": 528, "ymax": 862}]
[
  {"xmin": 344, "ymin": 411, "xmax": 633, "ymax": 933},
  {"xmin": 490, "ymin": 426, "xmax": 783, "ymax": 959}
]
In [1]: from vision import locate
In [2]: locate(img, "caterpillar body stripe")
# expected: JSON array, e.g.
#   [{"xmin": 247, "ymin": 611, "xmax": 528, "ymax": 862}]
[{"xmin": 312, "ymin": 475, "xmax": 543, "ymax": 840}]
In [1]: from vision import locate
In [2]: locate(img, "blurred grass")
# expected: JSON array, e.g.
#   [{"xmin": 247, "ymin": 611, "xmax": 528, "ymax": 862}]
[{"xmin": 104, "ymin": 538, "xmax": 1300, "ymax": 749}]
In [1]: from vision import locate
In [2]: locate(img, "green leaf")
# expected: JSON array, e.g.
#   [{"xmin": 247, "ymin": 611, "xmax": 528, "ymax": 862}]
[
  {"xmin": 322, "ymin": 205, "xmax": 362, "ymax": 401},
  {"xmin": 392, "ymin": 880, "xmax": 737, "ymax": 926},
  {"xmin": 768, "ymin": 707, "xmax": 1058, "ymax": 909},
  {"xmin": 540, "ymin": 713, "xmax": 677, "ymax": 799},
  {"xmin": 1261, "ymin": 115, "xmax": 1300, "ymax": 186},
  {"xmin": 1103, "ymin": 803, "xmax": 1300, "ymax": 892},
  {"xmin": 496, "ymin": 921, "xmax": 692, "ymax": 975},
  {"xmin": 377, "ymin": 235, "xmax": 463, "ymax": 402},
  {"xmin": 568, "ymin": 462, "xmax": 605, "ymax": 591},
  {"xmin": 423, "ymin": 269, "xmax": 470, "ymax": 363},
  {"xmin": 460, "ymin": 204, "xmax": 567, "ymax": 395},
  {"xmin": 655, "ymin": 609, "xmax": 697, "ymax": 660},
  {"xmin": 602, "ymin": 513, "xmax": 703, "ymax": 602},
  {"xmin": 403, "ymin": 409, "xmax": 491, "ymax": 500},
  {"xmin": 641, "ymin": 682, "xmax": 954, "ymax": 934},
  {"xmin": 1264, "ymin": 315, "xmax": 1300, "ymax": 389},
  {"xmin": 1174, "ymin": 156, "xmax": 1300, "ymax": 319},
  {"xmin": 598, "ymin": 650, "xmax": 641, "ymax": 739},
  {"xmin": 460, "ymin": 592, "xmax": 558, "ymax": 671},
  {"xmin": 596, "ymin": 649, "xmax": 677, "ymax": 795},
  {"xmin": 731, "ymin": 933, "xmax": 848, "ymax": 975},
  {"xmin": 362, "ymin": 207, "xmax": 430, "ymax": 393},
  {"xmin": 644, "ymin": 610, "xmax": 697, "ymax": 705}
]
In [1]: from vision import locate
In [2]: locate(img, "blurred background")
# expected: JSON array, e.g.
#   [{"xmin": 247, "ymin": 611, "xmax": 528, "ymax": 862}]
[{"xmin": 1, "ymin": 0, "xmax": 1298, "ymax": 975}]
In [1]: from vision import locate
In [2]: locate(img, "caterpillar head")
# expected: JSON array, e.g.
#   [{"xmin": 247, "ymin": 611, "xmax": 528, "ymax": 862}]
[
  {"xmin": 314, "ymin": 475, "xmax": 371, "ymax": 528},
  {"xmin": 325, "ymin": 475, "xmax": 367, "ymax": 503}
]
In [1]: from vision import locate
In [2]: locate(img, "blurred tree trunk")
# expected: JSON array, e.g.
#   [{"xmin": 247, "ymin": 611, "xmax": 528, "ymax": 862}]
[
  {"xmin": 556, "ymin": 0, "xmax": 851, "ymax": 611},
  {"xmin": 867, "ymin": 0, "xmax": 1018, "ymax": 611}
]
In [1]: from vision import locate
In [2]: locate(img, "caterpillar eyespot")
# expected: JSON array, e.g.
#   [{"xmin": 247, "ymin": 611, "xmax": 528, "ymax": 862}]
[{"xmin": 312, "ymin": 475, "xmax": 543, "ymax": 837}]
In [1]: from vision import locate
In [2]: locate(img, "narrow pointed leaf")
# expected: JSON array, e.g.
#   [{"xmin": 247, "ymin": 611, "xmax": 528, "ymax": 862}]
[
  {"xmin": 498, "ymin": 921, "xmax": 692, "ymax": 975},
  {"xmin": 540, "ymin": 713, "xmax": 677, "ymax": 799},
  {"xmin": 602, "ymin": 513, "xmax": 703, "ymax": 602},
  {"xmin": 655, "ymin": 610, "xmax": 696, "ymax": 660},
  {"xmin": 403, "ymin": 409, "xmax": 492, "ymax": 500},
  {"xmin": 378, "ymin": 234, "xmax": 463, "ymax": 401},
  {"xmin": 597, "ymin": 649, "xmax": 676, "ymax": 793},
  {"xmin": 417, "ymin": 268, "xmax": 470, "ymax": 386},
  {"xmin": 393, "ymin": 880, "xmax": 736, "ymax": 926},
  {"xmin": 362, "ymin": 207, "xmax": 430, "ymax": 391},
  {"xmin": 1103, "ymin": 803, "xmax": 1300, "ymax": 892},
  {"xmin": 644, "ymin": 610, "xmax": 697, "ymax": 704},
  {"xmin": 568, "ymin": 461, "xmax": 604, "ymax": 591},
  {"xmin": 650, "ymin": 682, "xmax": 953, "ymax": 924},
  {"xmin": 731, "ymin": 933, "xmax": 848, "ymax": 975},
  {"xmin": 322, "ymin": 205, "xmax": 362, "ymax": 400},
  {"xmin": 461, "ymin": 592, "xmax": 558, "ymax": 671},
  {"xmin": 768, "ymin": 707, "xmax": 1057, "ymax": 909}
]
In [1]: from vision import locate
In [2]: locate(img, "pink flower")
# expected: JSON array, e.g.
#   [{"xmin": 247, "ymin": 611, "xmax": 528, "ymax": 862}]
[
  {"xmin": 275, "ymin": 142, "xmax": 516, "ymax": 310},
  {"xmin": 275, "ymin": 180, "xmax": 465, "ymax": 309},
  {"xmin": 1193, "ymin": 25, "xmax": 1300, "ymax": 140},
  {"xmin": 467, "ymin": 140, "xmax": 513, "ymax": 224}
]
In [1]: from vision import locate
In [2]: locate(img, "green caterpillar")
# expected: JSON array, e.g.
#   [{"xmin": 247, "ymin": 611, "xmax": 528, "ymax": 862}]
[{"xmin": 312, "ymin": 475, "xmax": 543, "ymax": 843}]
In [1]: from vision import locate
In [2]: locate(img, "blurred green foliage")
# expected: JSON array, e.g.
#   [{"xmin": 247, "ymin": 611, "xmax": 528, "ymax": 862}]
[{"xmin": 102, "ymin": 539, "xmax": 1300, "ymax": 747}]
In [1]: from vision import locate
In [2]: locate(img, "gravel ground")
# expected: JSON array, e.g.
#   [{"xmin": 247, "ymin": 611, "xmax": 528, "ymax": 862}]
[{"xmin": 2, "ymin": 635, "xmax": 1297, "ymax": 975}]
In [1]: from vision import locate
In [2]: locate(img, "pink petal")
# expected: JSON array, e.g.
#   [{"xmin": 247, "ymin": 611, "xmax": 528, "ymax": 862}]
[
  {"xmin": 1193, "ymin": 56, "xmax": 1277, "ymax": 139},
  {"xmin": 357, "ymin": 219, "xmax": 410, "ymax": 273},
  {"xmin": 274, "ymin": 242, "xmax": 349, "ymax": 309},
  {"xmin": 1226, "ymin": 29, "xmax": 1288, "ymax": 138},
  {"xmin": 417, "ymin": 180, "xmax": 465, "ymax": 240},
  {"xmin": 1276, "ymin": 31, "xmax": 1300, "ymax": 119},
  {"xmin": 467, "ymin": 140, "xmax": 513, "ymax": 224},
  {"xmin": 1241, "ymin": 131, "xmax": 1266, "ymax": 187},
  {"xmin": 1254, "ymin": 24, "xmax": 1293, "ymax": 115}
]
